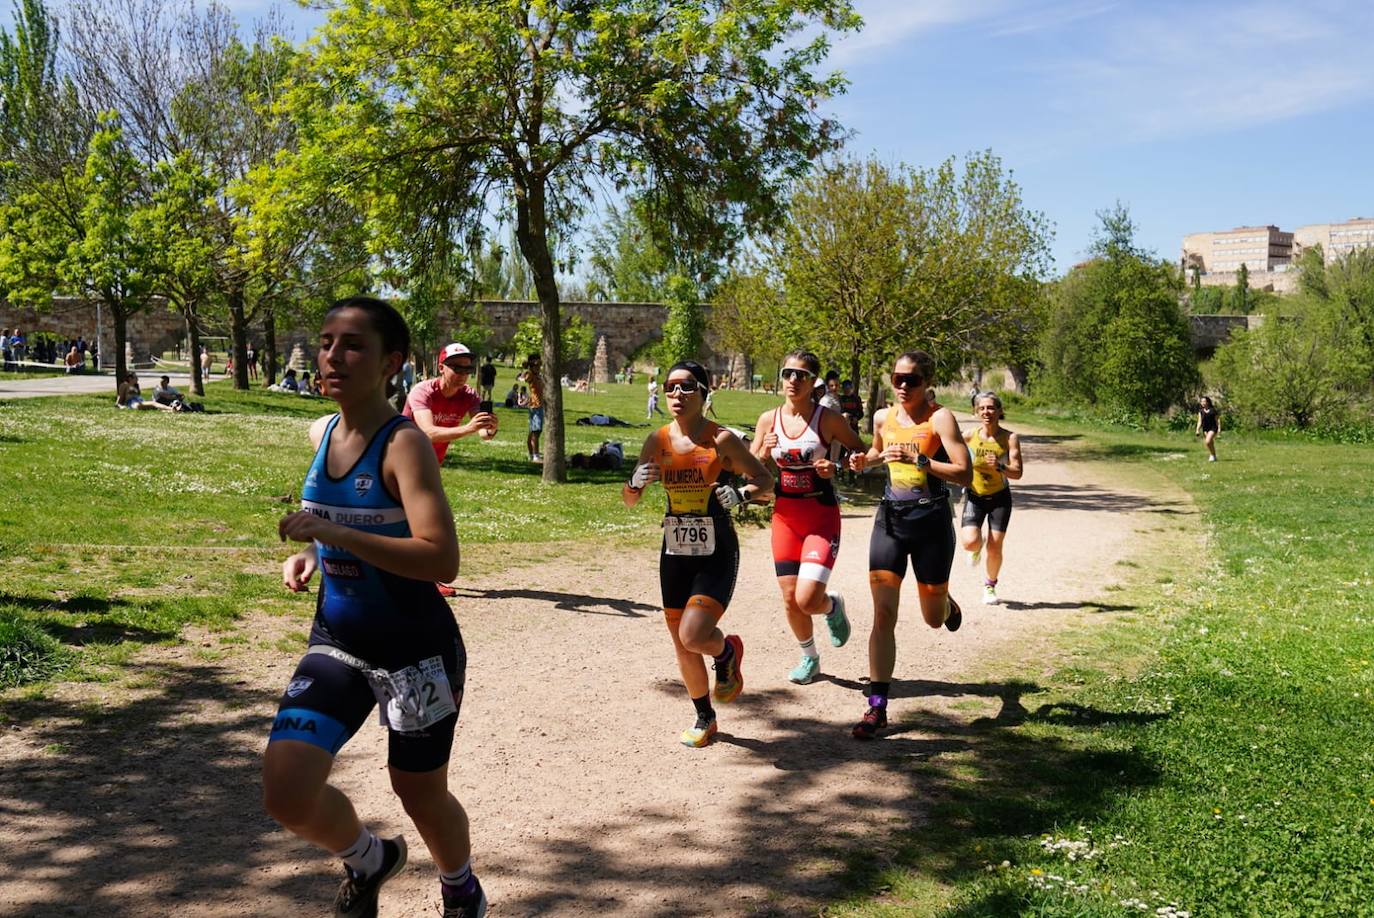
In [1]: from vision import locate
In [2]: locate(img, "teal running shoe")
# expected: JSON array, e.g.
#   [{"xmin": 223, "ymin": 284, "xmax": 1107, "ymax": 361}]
[
  {"xmin": 825, "ymin": 591, "xmax": 851, "ymax": 647},
  {"xmin": 788, "ymin": 654, "xmax": 820, "ymax": 685}
]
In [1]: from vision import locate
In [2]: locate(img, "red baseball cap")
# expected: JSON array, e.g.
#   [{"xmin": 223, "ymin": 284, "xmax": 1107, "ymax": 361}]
[{"xmin": 438, "ymin": 343, "xmax": 473, "ymax": 366}]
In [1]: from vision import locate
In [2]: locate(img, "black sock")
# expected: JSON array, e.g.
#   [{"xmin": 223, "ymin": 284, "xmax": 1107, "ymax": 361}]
[
  {"xmin": 713, "ymin": 639, "xmax": 734, "ymax": 665},
  {"xmin": 868, "ymin": 681, "xmax": 890, "ymax": 706},
  {"xmin": 692, "ymin": 693, "xmax": 715, "ymax": 722}
]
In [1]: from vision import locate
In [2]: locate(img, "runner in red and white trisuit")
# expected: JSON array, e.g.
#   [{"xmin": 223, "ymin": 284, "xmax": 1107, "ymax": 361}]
[{"xmin": 752, "ymin": 350, "xmax": 867, "ymax": 685}]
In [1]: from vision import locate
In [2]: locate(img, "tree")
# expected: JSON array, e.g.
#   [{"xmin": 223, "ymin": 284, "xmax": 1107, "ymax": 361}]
[
  {"xmin": 708, "ymin": 262, "xmax": 786, "ymax": 387},
  {"xmin": 1298, "ymin": 245, "xmax": 1374, "ymax": 375},
  {"xmin": 511, "ymin": 313, "xmax": 594, "ymax": 366},
  {"xmin": 766, "ymin": 152, "xmax": 1050, "ymax": 419},
  {"xmin": 1236, "ymin": 261, "xmax": 1249, "ymax": 313},
  {"xmin": 586, "ymin": 195, "xmax": 729, "ymax": 303},
  {"xmin": 1039, "ymin": 204, "xmax": 1199, "ymax": 414},
  {"xmin": 285, "ymin": 0, "xmax": 860, "ymax": 482},
  {"xmin": 656, "ymin": 275, "xmax": 705, "ymax": 368}
]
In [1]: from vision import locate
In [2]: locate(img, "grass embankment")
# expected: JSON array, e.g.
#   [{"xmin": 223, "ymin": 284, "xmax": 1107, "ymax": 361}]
[
  {"xmin": 830, "ymin": 419, "xmax": 1374, "ymax": 917},
  {"xmin": 0, "ymin": 370, "xmax": 777, "ymax": 688}
]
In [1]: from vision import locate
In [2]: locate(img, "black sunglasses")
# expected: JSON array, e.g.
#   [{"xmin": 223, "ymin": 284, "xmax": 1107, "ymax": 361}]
[
  {"xmin": 665, "ymin": 378, "xmax": 701, "ymax": 395},
  {"xmin": 891, "ymin": 372, "xmax": 925, "ymax": 389},
  {"xmin": 779, "ymin": 367, "xmax": 816, "ymax": 382},
  {"xmin": 446, "ymin": 362, "xmax": 475, "ymax": 373}
]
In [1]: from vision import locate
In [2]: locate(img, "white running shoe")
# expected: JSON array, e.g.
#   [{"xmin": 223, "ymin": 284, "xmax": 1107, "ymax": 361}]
[
  {"xmin": 982, "ymin": 584, "xmax": 1000, "ymax": 605},
  {"xmin": 968, "ymin": 547, "xmax": 981, "ymax": 567}
]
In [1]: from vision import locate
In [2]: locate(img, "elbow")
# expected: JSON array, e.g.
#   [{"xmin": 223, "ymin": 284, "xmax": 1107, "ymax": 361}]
[{"xmin": 436, "ymin": 543, "xmax": 459, "ymax": 584}]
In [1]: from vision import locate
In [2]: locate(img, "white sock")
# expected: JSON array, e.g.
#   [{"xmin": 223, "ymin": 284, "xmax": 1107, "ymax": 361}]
[
  {"xmin": 799, "ymin": 637, "xmax": 819, "ymax": 659},
  {"xmin": 335, "ymin": 826, "xmax": 384, "ymax": 878}
]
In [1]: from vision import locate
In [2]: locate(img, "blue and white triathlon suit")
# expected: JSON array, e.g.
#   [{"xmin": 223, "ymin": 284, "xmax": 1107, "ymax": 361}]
[{"xmin": 267, "ymin": 413, "xmax": 466, "ymax": 772}]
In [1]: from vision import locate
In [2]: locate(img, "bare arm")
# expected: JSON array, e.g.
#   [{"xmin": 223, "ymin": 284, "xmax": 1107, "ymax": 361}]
[
  {"xmin": 927, "ymin": 408, "xmax": 972, "ymax": 488},
  {"xmin": 750, "ymin": 409, "xmax": 777, "ymax": 462},
  {"xmin": 279, "ymin": 425, "xmax": 460, "ymax": 583},
  {"xmin": 1003, "ymin": 432, "xmax": 1024, "ymax": 480},
  {"xmin": 716, "ymin": 427, "xmax": 773, "ymax": 502},
  {"xmin": 622, "ymin": 433, "xmax": 660, "ymax": 508},
  {"xmin": 410, "ymin": 406, "xmax": 496, "ymax": 445}
]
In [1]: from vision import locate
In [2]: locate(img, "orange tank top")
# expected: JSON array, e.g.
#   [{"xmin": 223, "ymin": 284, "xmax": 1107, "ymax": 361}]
[
  {"xmin": 656, "ymin": 423, "xmax": 725, "ymax": 516},
  {"xmin": 881, "ymin": 407, "xmax": 947, "ymax": 502}
]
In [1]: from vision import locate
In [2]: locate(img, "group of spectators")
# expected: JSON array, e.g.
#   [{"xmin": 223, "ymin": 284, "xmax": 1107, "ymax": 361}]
[{"xmin": 2, "ymin": 329, "xmax": 99, "ymax": 373}]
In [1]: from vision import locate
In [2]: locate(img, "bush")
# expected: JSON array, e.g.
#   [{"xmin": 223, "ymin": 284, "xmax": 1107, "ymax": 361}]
[{"xmin": 0, "ymin": 614, "xmax": 68, "ymax": 688}]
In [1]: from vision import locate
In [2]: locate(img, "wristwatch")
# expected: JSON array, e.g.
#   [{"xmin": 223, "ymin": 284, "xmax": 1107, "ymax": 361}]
[{"xmin": 915, "ymin": 452, "xmax": 930, "ymax": 469}]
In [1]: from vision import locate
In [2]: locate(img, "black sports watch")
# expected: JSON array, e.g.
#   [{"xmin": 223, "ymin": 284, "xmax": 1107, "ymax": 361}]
[{"xmin": 915, "ymin": 452, "xmax": 930, "ymax": 469}]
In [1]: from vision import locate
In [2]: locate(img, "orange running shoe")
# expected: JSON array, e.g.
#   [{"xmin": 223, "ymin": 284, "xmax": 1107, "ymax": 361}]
[
  {"xmin": 712, "ymin": 634, "xmax": 745, "ymax": 704},
  {"xmin": 680, "ymin": 713, "xmax": 718, "ymax": 748}
]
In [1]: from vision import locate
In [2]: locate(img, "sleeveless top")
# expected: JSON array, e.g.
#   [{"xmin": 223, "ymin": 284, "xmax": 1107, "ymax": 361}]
[
  {"xmin": 1199, "ymin": 407, "xmax": 1218, "ymax": 432},
  {"xmin": 301, "ymin": 414, "xmax": 449, "ymax": 654},
  {"xmin": 770, "ymin": 404, "xmax": 836, "ymax": 506},
  {"xmin": 967, "ymin": 427, "xmax": 1010, "ymax": 497},
  {"xmin": 654, "ymin": 423, "xmax": 729, "ymax": 521},
  {"xmin": 881, "ymin": 407, "xmax": 949, "ymax": 504}
]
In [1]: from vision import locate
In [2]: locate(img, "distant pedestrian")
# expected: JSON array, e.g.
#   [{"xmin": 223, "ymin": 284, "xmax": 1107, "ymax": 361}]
[
  {"xmin": 522, "ymin": 355, "xmax": 545, "ymax": 463},
  {"xmin": 200, "ymin": 346, "xmax": 212, "ymax": 378},
  {"xmin": 478, "ymin": 357, "xmax": 497, "ymax": 402},
  {"xmin": 646, "ymin": 377, "xmax": 663, "ymax": 419},
  {"xmin": 247, "ymin": 345, "xmax": 258, "ymax": 380},
  {"xmin": 1195, "ymin": 396, "xmax": 1220, "ymax": 462}
]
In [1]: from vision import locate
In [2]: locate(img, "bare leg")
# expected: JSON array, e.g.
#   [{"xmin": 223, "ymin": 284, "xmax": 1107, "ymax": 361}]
[
  {"xmin": 262, "ymin": 740, "xmax": 362, "ymax": 853},
  {"xmin": 390, "ymin": 764, "xmax": 471, "ymax": 871}
]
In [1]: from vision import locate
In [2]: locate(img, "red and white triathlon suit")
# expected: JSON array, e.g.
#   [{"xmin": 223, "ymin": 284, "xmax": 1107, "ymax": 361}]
[{"xmin": 769, "ymin": 404, "xmax": 842, "ymax": 583}]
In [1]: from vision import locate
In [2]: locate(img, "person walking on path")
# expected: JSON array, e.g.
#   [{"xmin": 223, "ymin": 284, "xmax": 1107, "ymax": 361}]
[
  {"xmin": 960, "ymin": 392, "xmax": 1023, "ymax": 606},
  {"xmin": 752, "ymin": 351, "xmax": 866, "ymax": 685},
  {"xmin": 646, "ymin": 376, "xmax": 664, "ymax": 419},
  {"xmin": 846, "ymin": 351, "xmax": 970, "ymax": 740},
  {"xmin": 200, "ymin": 346, "xmax": 213, "ymax": 379},
  {"xmin": 267, "ymin": 296, "xmax": 487, "ymax": 918},
  {"xmin": 1195, "ymin": 396, "xmax": 1220, "ymax": 462},
  {"xmin": 623, "ymin": 360, "xmax": 773, "ymax": 748},
  {"xmin": 478, "ymin": 357, "xmax": 497, "ymax": 403}
]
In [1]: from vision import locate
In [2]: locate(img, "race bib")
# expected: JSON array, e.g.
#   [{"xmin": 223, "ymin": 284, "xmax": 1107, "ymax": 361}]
[
  {"xmin": 780, "ymin": 467, "xmax": 817, "ymax": 493},
  {"xmin": 664, "ymin": 515, "xmax": 716, "ymax": 556},
  {"xmin": 365, "ymin": 655, "xmax": 458, "ymax": 733}
]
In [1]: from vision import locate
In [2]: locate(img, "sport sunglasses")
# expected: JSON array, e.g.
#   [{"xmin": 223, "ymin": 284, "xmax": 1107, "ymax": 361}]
[
  {"xmin": 779, "ymin": 367, "xmax": 816, "ymax": 382},
  {"xmin": 664, "ymin": 378, "xmax": 701, "ymax": 395},
  {"xmin": 891, "ymin": 372, "xmax": 925, "ymax": 388}
]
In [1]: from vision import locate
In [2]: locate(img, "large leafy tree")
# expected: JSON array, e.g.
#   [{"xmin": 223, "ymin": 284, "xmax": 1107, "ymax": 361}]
[
  {"xmin": 1039, "ymin": 205, "xmax": 1199, "ymax": 414},
  {"xmin": 766, "ymin": 151, "xmax": 1051, "ymax": 419},
  {"xmin": 286, "ymin": 0, "xmax": 859, "ymax": 482}
]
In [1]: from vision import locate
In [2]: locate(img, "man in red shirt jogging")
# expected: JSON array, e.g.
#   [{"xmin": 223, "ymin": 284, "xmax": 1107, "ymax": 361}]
[{"xmin": 404, "ymin": 343, "xmax": 499, "ymax": 463}]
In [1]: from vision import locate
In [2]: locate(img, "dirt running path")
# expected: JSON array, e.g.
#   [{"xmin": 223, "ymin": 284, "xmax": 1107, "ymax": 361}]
[{"xmin": 0, "ymin": 430, "xmax": 1190, "ymax": 917}]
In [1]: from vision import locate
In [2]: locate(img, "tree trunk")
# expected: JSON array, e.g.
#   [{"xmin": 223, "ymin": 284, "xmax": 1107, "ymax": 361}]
[
  {"xmin": 1007, "ymin": 362, "xmax": 1029, "ymax": 394},
  {"xmin": 263, "ymin": 309, "xmax": 278, "ymax": 386},
  {"xmin": 866, "ymin": 373, "xmax": 881, "ymax": 435},
  {"xmin": 186, "ymin": 310, "xmax": 204, "ymax": 397},
  {"xmin": 229, "ymin": 287, "xmax": 250, "ymax": 391},
  {"xmin": 113, "ymin": 305, "xmax": 129, "ymax": 393},
  {"xmin": 513, "ymin": 178, "xmax": 566, "ymax": 483}
]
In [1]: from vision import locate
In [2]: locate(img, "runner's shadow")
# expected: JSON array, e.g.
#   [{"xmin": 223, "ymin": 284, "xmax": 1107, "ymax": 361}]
[
  {"xmin": 999, "ymin": 598, "xmax": 1138, "ymax": 613},
  {"xmin": 451, "ymin": 586, "xmax": 655, "ymax": 618},
  {"xmin": 0, "ymin": 662, "xmax": 337, "ymax": 917},
  {"xmin": 1010, "ymin": 483, "xmax": 1169, "ymax": 513}
]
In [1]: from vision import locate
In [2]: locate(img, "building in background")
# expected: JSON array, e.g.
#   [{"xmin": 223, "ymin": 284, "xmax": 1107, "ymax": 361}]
[
  {"xmin": 1181, "ymin": 219, "xmax": 1374, "ymax": 295},
  {"xmin": 1292, "ymin": 217, "xmax": 1374, "ymax": 264}
]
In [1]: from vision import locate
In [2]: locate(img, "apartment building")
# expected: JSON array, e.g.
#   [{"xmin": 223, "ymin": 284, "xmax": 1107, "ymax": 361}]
[
  {"xmin": 1181, "ymin": 225, "xmax": 1294, "ymax": 275},
  {"xmin": 1292, "ymin": 217, "xmax": 1374, "ymax": 263}
]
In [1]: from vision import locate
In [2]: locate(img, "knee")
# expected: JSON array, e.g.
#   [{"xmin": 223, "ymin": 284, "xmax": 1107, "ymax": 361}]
[
  {"xmin": 393, "ymin": 783, "xmax": 448, "ymax": 826},
  {"xmin": 960, "ymin": 530, "xmax": 982, "ymax": 550},
  {"xmin": 794, "ymin": 583, "xmax": 829, "ymax": 615},
  {"xmin": 263, "ymin": 772, "xmax": 317, "ymax": 829}
]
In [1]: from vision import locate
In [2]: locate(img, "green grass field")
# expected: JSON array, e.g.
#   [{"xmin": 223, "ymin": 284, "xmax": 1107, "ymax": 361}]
[
  {"xmin": 827, "ymin": 419, "xmax": 1374, "ymax": 917},
  {"xmin": 0, "ymin": 369, "xmax": 778, "ymax": 688}
]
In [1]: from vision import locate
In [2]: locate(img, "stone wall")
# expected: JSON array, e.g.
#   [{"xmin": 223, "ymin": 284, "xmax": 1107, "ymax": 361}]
[
  {"xmin": 470, "ymin": 299, "xmax": 674, "ymax": 371},
  {"xmin": 0, "ymin": 297, "xmax": 202, "ymax": 367},
  {"xmin": 1189, "ymin": 314, "xmax": 1263, "ymax": 355}
]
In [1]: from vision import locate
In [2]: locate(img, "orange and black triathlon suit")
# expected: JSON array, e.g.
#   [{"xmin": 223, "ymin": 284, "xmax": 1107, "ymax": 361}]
[
  {"xmin": 653, "ymin": 422, "xmax": 739, "ymax": 611},
  {"xmin": 868, "ymin": 406, "xmax": 956, "ymax": 584}
]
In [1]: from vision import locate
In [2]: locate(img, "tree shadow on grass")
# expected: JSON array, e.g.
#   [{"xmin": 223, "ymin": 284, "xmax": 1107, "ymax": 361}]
[
  {"xmin": 999, "ymin": 598, "xmax": 1138, "ymax": 613},
  {"xmin": 0, "ymin": 592, "xmax": 180, "ymax": 646},
  {"xmin": 498, "ymin": 679, "xmax": 1163, "ymax": 917},
  {"xmin": 0, "ymin": 662, "xmax": 331, "ymax": 917},
  {"xmin": 450, "ymin": 586, "xmax": 655, "ymax": 618},
  {"xmin": 1011, "ymin": 483, "xmax": 1184, "ymax": 514}
]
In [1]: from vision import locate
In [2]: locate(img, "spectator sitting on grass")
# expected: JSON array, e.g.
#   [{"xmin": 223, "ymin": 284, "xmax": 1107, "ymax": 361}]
[
  {"xmin": 298, "ymin": 371, "xmax": 315, "ymax": 396},
  {"xmin": 269, "ymin": 368, "xmax": 300, "ymax": 393},
  {"xmin": 503, "ymin": 383, "xmax": 518, "ymax": 408},
  {"xmin": 153, "ymin": 375, "xmax": 182, "ymax": 406},
  {"xmin": 117, "ymin": 372, "xmax": 172, "ymax": 410}
]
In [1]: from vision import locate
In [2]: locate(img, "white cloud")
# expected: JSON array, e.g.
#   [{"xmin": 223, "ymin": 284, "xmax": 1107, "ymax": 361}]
[
  {"xmin": 1037, "ymin": 1, "xmax": 1374, "ymax": 143},
  {"xmin": 829, "ymin": 0, "xmax": 1009, "ymax": 64}
]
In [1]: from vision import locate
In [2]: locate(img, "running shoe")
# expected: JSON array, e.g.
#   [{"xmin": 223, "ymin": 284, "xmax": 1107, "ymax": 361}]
[
  {"xmin": 944, "ymin": 596, "xmax": 963, "ymax": 632},
  {"xmin": 680, "ymin": 713, "xmax": 719, "ymax": 748},
  {"xmin": 788, "ymin": 654, "xmax": 821, "ymax": 685},
  {"xmin": 334, "ymin": 835, "xmax": 407, "ymax": 918},
  {"xmin": 825, "ymin": 591, "xmax": 851, "ymax": 647},
  {"xmin": 436, "ymin": 582, "xmax": 458, "ymax": 598},
  {"xmin": 712, "ymin": 634, "xmax": 745, "ymax": 704},
  {"xmin": 442, "ymin": 876, "xmax": 488, "ymax": 918},
  {"xmin": 982, "ymin": 584, "xmax": 1000, "ymax": 606},
  {"xmin": 968, "ymin": 547, "xmax": 981, "ymax": 567},
  {"xmin": 851, "ymin": 702, "xmax": 888, "ymax": 740}
]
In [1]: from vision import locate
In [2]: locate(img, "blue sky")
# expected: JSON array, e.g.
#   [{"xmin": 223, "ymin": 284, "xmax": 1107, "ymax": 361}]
[{"xmin": 20, "ymin": 0, "xmax": 1374, "ymax": 273}]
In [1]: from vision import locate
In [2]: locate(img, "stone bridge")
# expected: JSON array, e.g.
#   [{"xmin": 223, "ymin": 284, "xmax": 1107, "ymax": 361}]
[
  {"xmin": 1189, "ymin": 314, "xmax": 1263, "ymax": 357},
  {"xmin": 465, "ymin": 299, "xmax": 675, "ymax": 371}
]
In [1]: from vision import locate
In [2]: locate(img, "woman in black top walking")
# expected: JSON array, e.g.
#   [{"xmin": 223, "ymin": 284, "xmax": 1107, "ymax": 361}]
[{"xmin": 1195, "ymin": 396, "xmax": 1220, "ymax": 462}]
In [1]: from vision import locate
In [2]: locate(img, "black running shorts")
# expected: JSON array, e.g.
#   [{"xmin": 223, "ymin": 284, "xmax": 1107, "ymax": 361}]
[
  {"xmin": 659, "ymin": 521, "xmax": 740, "ymax": 611},
  {"xmin": 961, "ymin": 487, "xmax": 1013, "ymax": 532},
  {"xmin": 268, "ymin": 626, "xmax": 467, "ymax": 773},
  {"xmin": 869, "ymin": 499, "xmax": 956, "ymax": 585}
]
